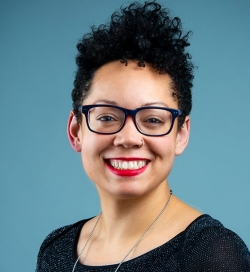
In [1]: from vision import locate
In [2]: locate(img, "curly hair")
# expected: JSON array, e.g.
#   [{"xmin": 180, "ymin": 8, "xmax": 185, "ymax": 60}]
[{"xmin": 72, "ymin": 1, "xmax": 194, "ymax": 128}]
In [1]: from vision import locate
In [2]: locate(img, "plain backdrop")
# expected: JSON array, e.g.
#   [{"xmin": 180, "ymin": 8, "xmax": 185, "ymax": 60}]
[{"xmin": 1, "ymin": 0, "xmax": 250, "ymax": 271}]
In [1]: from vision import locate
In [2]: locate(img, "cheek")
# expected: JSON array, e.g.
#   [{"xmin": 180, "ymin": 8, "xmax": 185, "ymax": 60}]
[
  {"xmin": 150, "ymin": 136, "xmax": 177, "ymax": 158},
  {"xmin": 149, "ymin": 136, "xmax": 177, "ymax": 173},
  {"xmin": 80, "ymin": 134, "xmax": 110, "ymax": 177}
]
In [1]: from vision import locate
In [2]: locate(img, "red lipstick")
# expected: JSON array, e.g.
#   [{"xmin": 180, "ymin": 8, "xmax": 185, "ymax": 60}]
[{"xmin": 105, "ymin": 158, "xmax": 149, "ymax": 177}]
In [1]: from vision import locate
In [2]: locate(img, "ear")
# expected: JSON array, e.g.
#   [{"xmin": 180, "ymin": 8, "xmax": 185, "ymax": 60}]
[
  {"xmin": 175, "ymin": 116, "xmax": 190, "ymax": 156},
  {"xmin": 67, "ymin": 111, "xmax": 82, "ymax": 152}
]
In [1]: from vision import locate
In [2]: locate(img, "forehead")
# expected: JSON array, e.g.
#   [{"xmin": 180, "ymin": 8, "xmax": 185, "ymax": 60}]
[{"xmin": 85, "ymin": 60, "xmax": 177, "ymax": 108}]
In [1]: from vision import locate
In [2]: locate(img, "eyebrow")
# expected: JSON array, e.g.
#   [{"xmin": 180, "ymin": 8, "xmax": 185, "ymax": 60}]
[
  {"xmin": 142, "ymin": 102, "xmax": 170, "ymax": 107},
  {"xmin": 93, "ymin": 100, "xmax": 170, "ymax": 108},
  {"xmin": 94, "ymin": 99, "xmax": 118, "ymax": 105}
]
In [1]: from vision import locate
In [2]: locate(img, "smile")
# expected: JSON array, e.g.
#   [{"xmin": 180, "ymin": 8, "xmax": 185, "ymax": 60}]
[{"xmin": 109, "ymin": 160, "xmax": 147, "ymax": 170}]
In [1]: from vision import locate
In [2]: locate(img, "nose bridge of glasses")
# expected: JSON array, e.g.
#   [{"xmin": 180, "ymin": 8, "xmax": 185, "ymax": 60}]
[
  {"xmin": 122, "ymin": 114, "xmax": 137, "ymax": 131},
  {"xmin": 121, "ymin": 108, "xmax": 139, "ymax": 130}
]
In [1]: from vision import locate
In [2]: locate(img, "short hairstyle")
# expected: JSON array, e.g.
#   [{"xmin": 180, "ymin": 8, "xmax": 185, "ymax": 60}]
[{"xmin": 72, "ymin": 1, "xmax": 194, "ymax": 128}]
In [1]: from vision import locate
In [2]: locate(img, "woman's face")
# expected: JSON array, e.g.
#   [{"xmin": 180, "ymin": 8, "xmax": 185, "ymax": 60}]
[{"xmin": 69, "ymin": 60, "xmax": 190, "ymax": 199}]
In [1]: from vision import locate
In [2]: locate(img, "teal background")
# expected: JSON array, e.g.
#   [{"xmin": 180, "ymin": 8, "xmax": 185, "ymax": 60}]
[{"xmin": 1, "ymin": 0, "xmax": 250, "ymax": 270}]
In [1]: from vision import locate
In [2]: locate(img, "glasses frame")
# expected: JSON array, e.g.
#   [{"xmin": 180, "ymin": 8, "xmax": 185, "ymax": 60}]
[{"xmin": 78, "ymin": 104, "xmax": 183, "ymax": 137}]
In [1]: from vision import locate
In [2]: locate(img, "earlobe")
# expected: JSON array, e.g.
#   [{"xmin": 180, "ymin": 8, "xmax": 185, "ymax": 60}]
[
  {"xmin": 67, "ymin": 111, "xmax": 82, "ymax": 152},
  {"xmin": 175, "ymin": 116, "xmax": 190, "ymax": 156}
]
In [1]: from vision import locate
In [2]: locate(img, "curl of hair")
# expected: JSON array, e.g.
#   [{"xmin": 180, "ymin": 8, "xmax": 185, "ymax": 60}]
[{"xmin": 72, "ymin": 1, "xmax": 194, "ymax": 128}]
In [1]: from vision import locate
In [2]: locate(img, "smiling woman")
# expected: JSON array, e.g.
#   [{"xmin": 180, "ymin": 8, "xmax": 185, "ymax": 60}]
[
  {"xmin": 36, "ymin": 1, "xmax": 250, "ymax": 271},
  {"xmin": 70, "ymin": 60, "xmax": 185, "ymax": 200}
]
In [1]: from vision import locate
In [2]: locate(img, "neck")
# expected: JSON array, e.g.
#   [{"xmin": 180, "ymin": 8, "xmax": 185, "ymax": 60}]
[{"xmin": 96, "ymin": 181, "xmax": 172, "ymax": 242}]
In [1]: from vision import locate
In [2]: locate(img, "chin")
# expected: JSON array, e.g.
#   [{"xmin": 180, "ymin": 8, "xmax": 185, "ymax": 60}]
[{"xmin": 110, "ymin": 183, "xmax": 156, "ymax": 200}]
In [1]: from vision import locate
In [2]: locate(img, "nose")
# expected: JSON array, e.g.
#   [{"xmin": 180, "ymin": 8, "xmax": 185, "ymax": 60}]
[{"xmin": 113, "ymin": 116, "xmax": 143, "ymax": 148}]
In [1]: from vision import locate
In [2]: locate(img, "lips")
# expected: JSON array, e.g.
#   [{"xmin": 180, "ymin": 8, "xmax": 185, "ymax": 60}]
[{"xmin": 105, "ymin": 158, "xmax": 149, "ymax": 176}]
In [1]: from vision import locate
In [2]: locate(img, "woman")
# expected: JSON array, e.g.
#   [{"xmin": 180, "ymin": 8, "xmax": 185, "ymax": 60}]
[{"xmin": 36, "ymin": 2, "xmax": 250, "ymax": 271}]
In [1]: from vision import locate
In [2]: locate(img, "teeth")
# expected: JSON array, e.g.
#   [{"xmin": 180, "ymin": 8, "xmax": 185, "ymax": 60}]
[
  {"xmin": 122, "ymin": 161, "xmax": 128, "ymax": 169},
  {"xmin": 128, "ymin": 161, "xmax": 134, "ymax": 169},
  {"xmin": 109, "ymin": 160, "xmax": 147, "ymax": 170}
]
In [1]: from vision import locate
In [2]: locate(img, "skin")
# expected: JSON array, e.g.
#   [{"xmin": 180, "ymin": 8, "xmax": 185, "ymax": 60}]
[{"xmin": 68, "ymin": 60, "xmax": 201, "ymax": 265}]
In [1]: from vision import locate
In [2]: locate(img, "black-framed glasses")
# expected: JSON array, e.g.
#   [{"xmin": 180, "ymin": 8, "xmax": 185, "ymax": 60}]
[{"xmin": 78, "ymin": 104, "xmax": 182, "ymax": 136}]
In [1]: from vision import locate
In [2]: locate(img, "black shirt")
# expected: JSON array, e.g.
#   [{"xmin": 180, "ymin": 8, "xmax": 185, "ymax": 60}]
[{"xmin": 36, "ymin": 214, "xmax": 250, "ymax": 271}]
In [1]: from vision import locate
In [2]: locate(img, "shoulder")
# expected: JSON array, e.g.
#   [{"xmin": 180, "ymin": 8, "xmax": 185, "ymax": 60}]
[
  {"xmin": 180, "ymin": 214, "xmax": 250, "ymax": 271},
  {"xmin": 36, "ymin": 218, "xmax": 91, "ymax": 271},
  {"xmin": 38, "ymin": 219, "xmax": 88, "ymax": 253}
]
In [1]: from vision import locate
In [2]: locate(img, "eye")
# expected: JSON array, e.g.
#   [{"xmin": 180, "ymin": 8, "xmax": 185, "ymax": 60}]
[
  {"xmin": 97, "ymin": 115, "xmax": 116, "ymax": 122},
  {"xmin": 144, "ymin": 117, "xmax": 164, "ymax": 124}
]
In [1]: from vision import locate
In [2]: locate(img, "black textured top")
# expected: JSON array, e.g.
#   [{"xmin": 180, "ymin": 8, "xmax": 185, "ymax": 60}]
[{"xmin": 36, "ymin": 215, "xmax": 250, "ymax": 271}]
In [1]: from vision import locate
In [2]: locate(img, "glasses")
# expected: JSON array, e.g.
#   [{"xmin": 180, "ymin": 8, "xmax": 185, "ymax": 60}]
[{"xmin": 78, "ymin": 105, "xmax": 182, "ymax": 137}]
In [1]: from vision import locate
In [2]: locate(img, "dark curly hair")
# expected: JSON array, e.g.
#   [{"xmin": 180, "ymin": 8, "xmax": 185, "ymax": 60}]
[{"xmin": 72, "ymin": 1, "xmax": 194, "ymax": 128}]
